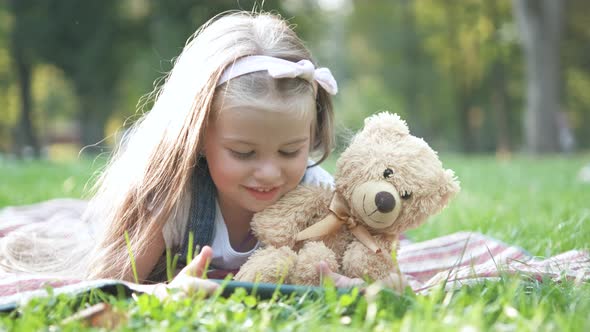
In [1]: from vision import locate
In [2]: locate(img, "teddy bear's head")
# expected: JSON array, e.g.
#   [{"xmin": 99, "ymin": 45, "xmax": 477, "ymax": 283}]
[{"xmin": 334, "ymin": 112, "xmax": 460, "ymax": 236}]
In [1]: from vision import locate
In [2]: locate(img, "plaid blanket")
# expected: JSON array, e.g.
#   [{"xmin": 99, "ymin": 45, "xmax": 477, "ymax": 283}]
[
  {"xmin": 1, "ymin": 201, "xmax": 589, "ymax": 311},
  {"xmin": 398, "ymin": 232, "xmax": 589, "ymax": 292}
]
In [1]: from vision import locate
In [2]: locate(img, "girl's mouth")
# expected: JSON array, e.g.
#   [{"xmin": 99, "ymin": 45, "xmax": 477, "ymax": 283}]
[{"xmin": 244, "ymin": 186, "xmax": 280, "ymax": 201}]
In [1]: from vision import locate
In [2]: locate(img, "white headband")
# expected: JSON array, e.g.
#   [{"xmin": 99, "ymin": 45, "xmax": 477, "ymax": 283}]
[{"xmin": 217, "ymin": 55, "xmax": 338, "ymax": 95}]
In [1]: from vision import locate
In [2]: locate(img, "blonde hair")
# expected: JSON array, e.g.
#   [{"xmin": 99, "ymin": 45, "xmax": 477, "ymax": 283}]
[{"xmin": 0, "ymin": 11, "xmax": 334, "ymax": 281}]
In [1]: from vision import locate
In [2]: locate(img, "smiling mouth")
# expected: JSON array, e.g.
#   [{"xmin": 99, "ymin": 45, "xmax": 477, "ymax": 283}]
[
  {"xmin": 244, "ymin": 186, "xmax": 280, "ymax": 201},
  {"xmin": 249, "ymin": 187, "xmax": 275, "ymax": 192}
]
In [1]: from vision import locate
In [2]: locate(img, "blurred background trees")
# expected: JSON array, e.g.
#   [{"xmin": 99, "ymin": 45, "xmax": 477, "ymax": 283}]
[{"xmin": 0, "ymin": 0, "xmax": 588, "ymax": 159}]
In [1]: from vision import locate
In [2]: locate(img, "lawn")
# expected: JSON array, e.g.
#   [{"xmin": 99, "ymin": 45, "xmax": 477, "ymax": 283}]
[{"xmin": 1, "ymin": 153, "xmax": 589, "ymax": 331}]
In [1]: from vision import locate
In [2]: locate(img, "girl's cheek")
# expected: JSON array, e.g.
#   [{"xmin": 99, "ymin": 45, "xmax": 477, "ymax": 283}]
[{"xmin": 295, "ymin": 156, "xmax": 310, "ymax": 180}]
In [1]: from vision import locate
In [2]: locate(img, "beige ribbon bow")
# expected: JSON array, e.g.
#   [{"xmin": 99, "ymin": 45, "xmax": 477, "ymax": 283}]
[
  {"xmin": 295, "ymin": 191, "xmax": 382, "ymax": 254},
  {"xmin": 217, "ymin": 56, "xmax": 339, "ymax": 95}
]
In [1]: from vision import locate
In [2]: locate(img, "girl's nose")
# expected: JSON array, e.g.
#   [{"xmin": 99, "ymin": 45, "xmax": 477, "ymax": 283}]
[{"xmin": 254, "ymin": 160, "xmax": 282, "ymax": 183}]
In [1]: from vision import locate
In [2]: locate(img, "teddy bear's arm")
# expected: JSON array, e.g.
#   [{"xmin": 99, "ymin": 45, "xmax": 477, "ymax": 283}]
[
  {"xmin": 234, "ymin": 246, "xmax": 298, "ymax": 283},
  {"xmin": 251, "ymin": 185, "xmax": 332, "ymax": 248},
  {"xmin": 341, "ymin": 234, "xmax": 401, "ymax": 283}
]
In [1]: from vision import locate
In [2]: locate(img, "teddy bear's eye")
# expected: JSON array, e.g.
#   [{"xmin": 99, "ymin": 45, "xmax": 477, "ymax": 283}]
[
  {"xmin": 401, "ymin": 191, "xmax": 412, "ymax": 200},
  {"xmin": 383, "ymin": 168, "xmax": 394, "ymax": 179}
]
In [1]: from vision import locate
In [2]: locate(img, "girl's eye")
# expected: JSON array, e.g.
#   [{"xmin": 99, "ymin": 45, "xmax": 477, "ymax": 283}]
[
  {"xmin": 230, "ymin": 150, "xmax": 254, "ymax": 160},
  {"xmin": 279, "ymin": 150, "xmax": 301, "ymax": 158}
]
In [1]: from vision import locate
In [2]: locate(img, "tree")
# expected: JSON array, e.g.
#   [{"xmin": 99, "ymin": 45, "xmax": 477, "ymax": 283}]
[
  {"xmin": 8, "ymin": 0, "xmax": 40, "ymax": 158},
  {"xmin": 5, "ymin": 1, "xmax": 143, "ymax": 155},
  {"xmin": 512, "ymin": 0, "xmax": 564, "ymax": 153},
  {"xmin": 35, "ymin": 1, "xmax": 145, "ymax": 152}
]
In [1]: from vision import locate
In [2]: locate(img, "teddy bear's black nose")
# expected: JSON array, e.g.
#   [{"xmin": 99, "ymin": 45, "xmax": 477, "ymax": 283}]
[{"xmin": 375, "ymin": 191, "xmax": 395, "ymax": 213}]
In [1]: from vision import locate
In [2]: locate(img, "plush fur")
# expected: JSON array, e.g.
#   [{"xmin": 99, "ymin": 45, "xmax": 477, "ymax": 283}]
[{"xmin": 234, "ymin": 112, "xmax": 460, "ymax": 287}]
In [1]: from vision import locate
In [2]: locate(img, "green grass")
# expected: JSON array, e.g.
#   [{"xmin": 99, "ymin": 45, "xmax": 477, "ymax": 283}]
[
  {"xmin": 0, "ymin": 157, "xmax": 105, "ymax": 206},
  {"xmin": 1, "ymin": 154, "xmax": 590, "ymax": 331},
  {"xmin": 415, "ymin": 154, "xmax": 590, "ymax": 256}
]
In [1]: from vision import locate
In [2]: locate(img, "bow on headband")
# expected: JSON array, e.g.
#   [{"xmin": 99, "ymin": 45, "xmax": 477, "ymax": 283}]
[
  {"xmin": 295, "ymin": 191, "xmax": 382, "ymax": 254},
  {"xmin": 217, "ymin": 55, "xmax": 338, "ymax": 95}
]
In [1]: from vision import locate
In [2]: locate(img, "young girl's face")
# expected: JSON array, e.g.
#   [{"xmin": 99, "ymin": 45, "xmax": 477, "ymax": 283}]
[{"xmin": 204, "ymin": 104, "xmax": 314, "ymax": 219}]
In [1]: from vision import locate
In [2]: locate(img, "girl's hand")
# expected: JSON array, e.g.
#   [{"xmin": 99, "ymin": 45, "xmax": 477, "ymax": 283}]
[{"xmin": 153, "ymin": 246, "xmax": 219, "ymax": 299}]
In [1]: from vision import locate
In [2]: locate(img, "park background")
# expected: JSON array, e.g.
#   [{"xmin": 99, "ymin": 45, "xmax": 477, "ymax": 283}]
[
  {"xmin": 1, "ymin": 0, "xmax": 588, "ymax": 275},
  {"xmin": 0, "ymin": 0, "xmax": 589, "ymax": 159},
  {"xmin": 1, "ymin": 2, "xmax": 590, "ymax": 330}
]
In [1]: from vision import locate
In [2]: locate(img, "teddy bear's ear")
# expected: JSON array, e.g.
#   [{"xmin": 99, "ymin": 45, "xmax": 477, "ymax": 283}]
[
  {"xmin": 439, "ymin": 169, "xmax": 461, "ymax": 207},
  {"xmin": 363, "ymin": 112, "xmax": 410, "ymax": 137},
  {"xmin": 411, "ymin": 168, "xmax": 460, "ymax": 229}
]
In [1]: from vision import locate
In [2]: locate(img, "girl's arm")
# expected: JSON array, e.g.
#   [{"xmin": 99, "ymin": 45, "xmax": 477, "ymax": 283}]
[
  {"xmin": 89, "ymin": 231, "xmax": 168, "ymax": 282},
  {"xmin": 130, "ymin": 228, "xmax": 219, "ymax": 297},
  {"xmin": 132, "ymin": 231, "xmax": 167, "ymax": 282},
  {"xmin": 107, "ymin": 227, "xmax": 219, "ymax": 297}
]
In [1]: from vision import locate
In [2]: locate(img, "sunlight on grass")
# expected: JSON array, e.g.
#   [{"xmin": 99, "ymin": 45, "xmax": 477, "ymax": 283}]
[
  {"xmin": 1, "ymin": 154, "xmax": 589, "ymax": 330},
  {"xmin": 407, "ymin": 154, "xmax": 590, "ymax": 257},
  {"xmin": 0, "ymin": 157, "xmax": 105, "ymax": 207},
  {"xmin": 2, "ymin": 279, "xmax": 589, "ymax": 330}
]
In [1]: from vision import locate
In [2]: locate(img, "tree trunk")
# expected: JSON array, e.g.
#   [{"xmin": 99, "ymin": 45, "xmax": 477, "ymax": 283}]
[
  {"xmin": 512, "ymin": 0, "xmax": 563, "ymax": 153},
  {"xmin": 10, "ymin": 0, "xmax": 41, "ymax": 159},
  {"xmin": 77, "ymin": 92, "xmax": 111, "ymax": 155},
  {"xmin": 491, "ymin": 82, "xmax": 511, "ymax": 155},
  {"xmin": 444, "ymin": 2, "xmax": 476, "ymax": 153},
  {"xmin": 458, "ymin": 91, "xmax": 476, "ymax": 153},
  {"xmin": 487, "ymin": 1, "xmax": 512, "ymax": 155},
  {"xmin": 399, "ymin": 0, "xmax": 422, "ymax": 129}
]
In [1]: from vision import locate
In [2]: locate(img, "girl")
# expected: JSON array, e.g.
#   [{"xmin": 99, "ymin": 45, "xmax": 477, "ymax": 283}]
[{"xmin": 1, "ymin": 11, "xmax": 362, "ymax": 296}]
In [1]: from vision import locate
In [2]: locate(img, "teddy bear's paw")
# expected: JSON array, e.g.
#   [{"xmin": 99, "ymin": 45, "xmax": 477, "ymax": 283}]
[
  {"xmin": 341, "ymin": 241, "xmax": 397, "ymax": 282},
  {"xmin": 234, "ymin": 246, "xmax": 297, "ymax": 284},
  {"xmin": 292, "ymin": 241, "xmax": 338, "ymax": 286},
  {"xmin": 378, "ymin": 271, "xmax": 408, "ymax": 293}
]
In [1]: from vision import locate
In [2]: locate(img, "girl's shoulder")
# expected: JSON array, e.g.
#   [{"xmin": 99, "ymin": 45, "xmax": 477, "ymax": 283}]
[{"xmin": 302, "ymin": 161, "xmax": 334, "ymax": 188}]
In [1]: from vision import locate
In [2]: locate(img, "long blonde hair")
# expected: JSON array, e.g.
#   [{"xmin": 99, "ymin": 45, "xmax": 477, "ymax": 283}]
[{"xmin": 0, "ymin": 11, "xmax": 334, "ymax": 281}]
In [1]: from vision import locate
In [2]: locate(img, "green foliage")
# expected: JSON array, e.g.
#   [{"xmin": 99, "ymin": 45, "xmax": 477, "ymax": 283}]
[
  {"xmin": 2, "ymin": 1, "xmax": 590, "ymax": 155},
  {"xmin": 0, "ymin": 7, "xmax": 16, "ymax": 153},
  {"xmin": 1, "ymin": 276, "xmax": 589, "ymax": 330}
]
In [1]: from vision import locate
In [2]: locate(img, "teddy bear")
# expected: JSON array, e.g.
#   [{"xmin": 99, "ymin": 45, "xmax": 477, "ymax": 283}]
[{"xmin": 234, "ymin": 112, "xmax": 460, "ymax": 287}]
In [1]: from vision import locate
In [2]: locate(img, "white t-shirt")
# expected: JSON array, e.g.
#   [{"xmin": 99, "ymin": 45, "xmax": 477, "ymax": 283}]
[
  {"xmin": 209, "ymin": 200, "xmax": 258, "ymax": 269},
  {"xmin": 162, "ymin": 162, "xmax": 334, "ymax": 270}
]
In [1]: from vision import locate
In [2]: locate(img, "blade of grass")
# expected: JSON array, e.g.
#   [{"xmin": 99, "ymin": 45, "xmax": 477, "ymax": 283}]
[
  {"xmin": 124, "ymin": 231, "xmax": 139, "ymax": 284},
  {"xmin": 166, "ymin": 248, "xmax": 173, "ymax": 282},
  {"xmin": 186, "ymin": 231, "xmax": 194, "ymax": 267}
]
